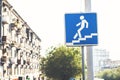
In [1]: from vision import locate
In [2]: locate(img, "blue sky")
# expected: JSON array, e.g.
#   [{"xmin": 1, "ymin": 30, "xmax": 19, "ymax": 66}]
[{"xmin": 7, "ymin": 0, "xmax": 120, "ymax": 60}]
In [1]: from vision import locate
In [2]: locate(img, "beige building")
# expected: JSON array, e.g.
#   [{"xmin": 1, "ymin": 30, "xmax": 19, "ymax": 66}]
[{"xmin": 0, "ymin": 0, "xmax": 41, "ymax": 80}]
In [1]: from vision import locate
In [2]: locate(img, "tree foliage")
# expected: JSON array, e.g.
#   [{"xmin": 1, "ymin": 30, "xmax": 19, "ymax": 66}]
[
  {"xmin": 41, "ymin": 45, "xmax": 82, "ymax": 80},
  {"xmin": 97, "ymin": 67, "xmax": 120, "ymax": 80}
]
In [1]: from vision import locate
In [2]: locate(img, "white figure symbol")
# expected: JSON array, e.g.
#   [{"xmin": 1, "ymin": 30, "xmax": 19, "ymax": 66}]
[{"xmin": 73, "ymin": 15, "xmax": 88, "ymax": 39}]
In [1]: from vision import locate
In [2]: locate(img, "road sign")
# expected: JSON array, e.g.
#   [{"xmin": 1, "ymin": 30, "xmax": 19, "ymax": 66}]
[{"xmin": 65, "ymin": 13, "xmax": 98, "ymax": 46}]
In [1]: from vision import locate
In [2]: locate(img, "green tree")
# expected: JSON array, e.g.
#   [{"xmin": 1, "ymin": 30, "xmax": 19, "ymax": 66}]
[
  {"xmin": 97, "ymin": 67, "xmax": 120, "ymax": 80},
  {"xmin": 41, "ymin": 45, "xmax": 82, "ymax": 80}
]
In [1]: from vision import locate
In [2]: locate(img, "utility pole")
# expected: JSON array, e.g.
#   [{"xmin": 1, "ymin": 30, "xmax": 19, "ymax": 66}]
[
  {"xmin": 86, "ymin": 46, "xmax": 94, "ymax": 80},
  {"xmin": 84, "ymin": 0, "xmax": 94, "ymax": 80}
]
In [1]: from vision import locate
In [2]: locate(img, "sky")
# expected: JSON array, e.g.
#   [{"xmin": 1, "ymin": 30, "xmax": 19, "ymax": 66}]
[{"xmin": 7, "ymin": 0, "xmax": 120, "ymax": 60}]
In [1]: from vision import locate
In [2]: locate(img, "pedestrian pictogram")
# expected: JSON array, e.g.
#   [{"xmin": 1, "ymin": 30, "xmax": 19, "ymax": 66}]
[
  {"xmin": 73, "ymin": 15, "xmax": 88, "ymax": 39},
  {"xmin": 65, "ymin": 13, "xmax": 98, "ymax": 46}
]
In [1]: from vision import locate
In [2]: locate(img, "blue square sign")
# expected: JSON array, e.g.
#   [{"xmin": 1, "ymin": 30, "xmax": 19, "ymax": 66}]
[{"xmin": 65, "ymin": 13, "xmax": 98, "ymax": 46}]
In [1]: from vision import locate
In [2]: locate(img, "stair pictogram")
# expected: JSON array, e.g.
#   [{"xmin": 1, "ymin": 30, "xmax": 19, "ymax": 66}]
[{"xmin": 72, "ymin": 33, "xmax": 98, "ymax": 43}]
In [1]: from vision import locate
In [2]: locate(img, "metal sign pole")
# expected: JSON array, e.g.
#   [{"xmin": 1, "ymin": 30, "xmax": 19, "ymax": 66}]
[
  {"xmin": 86, "ymin": 46, "xmax": 94, "ymax": 80},
  {"xmin": 84, "ymin": 0, "xmax": 94, "ymax": 80},
  {"xmin": 81, "ymin": 46, "xmax": 85, "ymax": 80}
]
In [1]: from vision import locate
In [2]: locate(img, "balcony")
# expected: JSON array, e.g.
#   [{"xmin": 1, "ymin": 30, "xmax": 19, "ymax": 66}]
[
  {"xmin": 10, "ymin": 23, "xmax": 17, "ymax": 30},
  {"xmin": 2, "ymin": 36, "xmax": 11, "ymax": 44},
  {"xmin": 8, "ymin": 63, "xmax": 12, "ymax": 68},
  {"xmin": 2, "ymin": 36, "xmax": 6, "ymax": 42},
  {"xmin": 1, "ymin": 56, "xmax": 7, "ymax": 63},
  {"xmin": 11, "ymin": 41, "xmax": 16, "ymax": 47},
  {"xmin": 3, "ymin": 70, "xmax": 6, "ymax": 74},
  {"xmin": 17, "ymin": 59, "xmax": 21, "ymax": 65},
  {"xmin": 2, "ymin": 49, "xmax": 6, "ymax": 54},
  {"xmin": 27, "ymin": 59, "xmax": 30, "ymax": 65},
  {"xmin": 16, "ymin": 29, "xmax": 22, "ymax": 35},
  {"xmin": 23, "ymin": 60, "xmax": 26, "ymax": 65}
]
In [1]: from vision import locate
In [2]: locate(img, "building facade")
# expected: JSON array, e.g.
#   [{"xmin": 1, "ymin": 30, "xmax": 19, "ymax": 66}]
[
  {"xmin": 93, "ymin": 48, "xmax": 109, "ymax": 75},
  {"xmin": 0, "ymin": 0, "xmax": 41, "ymax": 80},
  {"xmin": 103, "ymin": 59, "xmax": 120, "ymax": 69}
]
